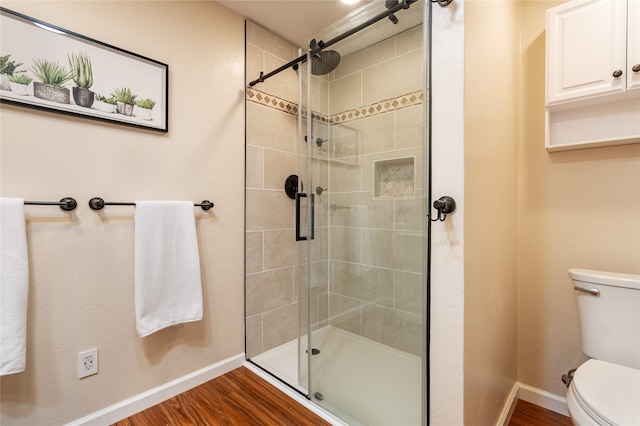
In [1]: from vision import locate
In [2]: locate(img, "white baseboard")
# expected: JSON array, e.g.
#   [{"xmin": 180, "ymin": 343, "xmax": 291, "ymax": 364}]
[
  {"xmin": 66, "ymin": 353, "xmax": 245, "ymax": 426},
  {"xmin": 497, "ymin": 382, "xmax": 520, "ymax": 426},
  {"xmin": 517, "ymin": 382, "xmax": 569, "ymax": 416},
  {"xmin": 66, "ymin": 358, "xmax": 569, "ymax": 426},
  {"xmin": 497, "ymin": 382, "xmax": 569, "ymax": 426}
]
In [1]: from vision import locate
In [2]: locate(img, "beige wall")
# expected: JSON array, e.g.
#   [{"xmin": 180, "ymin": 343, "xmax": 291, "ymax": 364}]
[
  {"xmin": 463, "ymin": 0, "xmax": 520, "ymax": 424},
  {"xmin": 517, "ymin": 0, "xmax": 640, "ymax": 398},
  {"xmin": 0, "ymin": 2, "xmax": 245, "ymax": 424},
  {"xmin": 462, "ymin": 1, "xmax": 640, "ymax": 422}
]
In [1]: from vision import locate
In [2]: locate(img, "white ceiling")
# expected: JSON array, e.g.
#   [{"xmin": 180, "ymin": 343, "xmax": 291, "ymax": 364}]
[{"xmin": 216, "ymin": 0, "xmax": 370, "ymax": 49}]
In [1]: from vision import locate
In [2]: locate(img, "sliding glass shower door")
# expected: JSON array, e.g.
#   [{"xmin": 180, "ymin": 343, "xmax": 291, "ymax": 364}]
[{"xmin": 300, "ymin": 2, "xmax": 429, "ymax": 424}]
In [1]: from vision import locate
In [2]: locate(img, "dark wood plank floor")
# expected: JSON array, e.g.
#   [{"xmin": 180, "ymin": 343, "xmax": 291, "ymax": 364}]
[
  {"xmin": 509, "ymin": 399, "xmax": 573, "ymax": 426},
  {"xmin": 113, "ymin": 366, "xmax": 330, "ymax": 426},
  {"xmin": 115, "ymin": 366, "xmax": 572, "ymax": 425}
]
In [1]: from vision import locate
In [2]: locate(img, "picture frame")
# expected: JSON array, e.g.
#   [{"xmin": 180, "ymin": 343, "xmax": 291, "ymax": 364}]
[{"xmin": 0, "ymin": 7, "xmax": 168, "ymax": 132}]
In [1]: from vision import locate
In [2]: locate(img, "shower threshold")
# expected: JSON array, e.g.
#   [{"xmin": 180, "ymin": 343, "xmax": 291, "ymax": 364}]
[{"xmin": 252, "ymin": 325, "xmax": 422, "ymax": 426}]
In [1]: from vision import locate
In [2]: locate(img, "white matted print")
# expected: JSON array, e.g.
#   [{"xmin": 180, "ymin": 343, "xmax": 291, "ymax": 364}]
[{"xmin": 0, "ymin": 7, "xmax": 168, "ymax": 132}]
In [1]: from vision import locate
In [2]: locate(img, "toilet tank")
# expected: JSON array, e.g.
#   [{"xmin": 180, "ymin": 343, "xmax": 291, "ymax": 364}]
[{"xmin": 569, "ymin": 269, "xmax": 640, "ymax": 370}]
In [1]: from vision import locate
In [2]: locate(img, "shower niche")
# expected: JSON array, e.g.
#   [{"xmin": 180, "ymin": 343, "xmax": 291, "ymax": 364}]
[{"xmin": 374, "ymin": 156, "xmax": 415, "ymax": 199}]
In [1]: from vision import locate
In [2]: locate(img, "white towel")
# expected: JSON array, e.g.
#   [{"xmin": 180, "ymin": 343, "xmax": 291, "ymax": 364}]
[
  {"xmin": 134, "ymin": 201, "xmax": 203, "ymax": 337},
  {"xmin": 0, "ymin": 198, "xmax": 29, "ymax": 375}
]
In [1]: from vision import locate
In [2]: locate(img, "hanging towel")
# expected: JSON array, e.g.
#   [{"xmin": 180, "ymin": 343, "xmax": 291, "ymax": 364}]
[
  {"xmin": 134, "ymin": 201, "xmax": 203, "ymax": 337},
  {"xmin": 0, "ymin": 198, "xmax": 29, "ymax": 375}
]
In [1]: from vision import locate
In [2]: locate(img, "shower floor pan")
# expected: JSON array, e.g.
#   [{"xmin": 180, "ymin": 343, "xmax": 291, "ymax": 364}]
[{"xmin": 252, "ymin": 325, "xmax": 422, "ymax": 426}]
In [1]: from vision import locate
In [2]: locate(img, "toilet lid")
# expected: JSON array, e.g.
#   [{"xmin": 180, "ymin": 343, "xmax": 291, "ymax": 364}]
[{"xmin": 572, "ymin": 359, "xmax": 640, "ymax": 425}]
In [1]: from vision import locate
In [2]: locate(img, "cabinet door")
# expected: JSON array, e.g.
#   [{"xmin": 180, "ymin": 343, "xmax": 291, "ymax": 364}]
[
  {"xmin": 628, "ymin": 0, "xmax": 640, "ymax": 90},
  {"xmin": 546, "ymin": 0, "xmax": 627, "ymax": 104}
]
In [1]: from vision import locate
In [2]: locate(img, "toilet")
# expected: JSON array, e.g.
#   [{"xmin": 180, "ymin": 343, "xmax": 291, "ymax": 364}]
[{"xmin": 566, "ymin": 269, "xmax": 640, "ymax": 426}]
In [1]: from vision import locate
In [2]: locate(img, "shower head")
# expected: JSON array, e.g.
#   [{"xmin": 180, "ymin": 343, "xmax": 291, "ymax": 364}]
[
  {"xmin": 311, "ymin": 51, "xmax": 341, "ymax": 75},
  {"xmin": 309, "ymin": 39, "xmax": 341, "ymax": 75}
]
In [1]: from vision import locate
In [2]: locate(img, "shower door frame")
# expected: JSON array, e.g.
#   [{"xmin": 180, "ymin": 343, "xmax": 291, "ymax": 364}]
[{"xmin": 244, "ymin": 1, "xmax": 433, "ymax": 423}]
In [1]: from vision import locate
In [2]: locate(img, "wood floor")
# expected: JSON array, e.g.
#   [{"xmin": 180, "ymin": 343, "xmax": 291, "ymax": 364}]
[
  {"xmin": 508, "ymin": 400, "xmax": 573, "ymax": 426},
  {"xmin": 114, "ymin": 366, "xmax": 573, "ymax": 425},
  {"xmin": 113, "ymin": 366, "xmax": 330, "ymax": 426}
]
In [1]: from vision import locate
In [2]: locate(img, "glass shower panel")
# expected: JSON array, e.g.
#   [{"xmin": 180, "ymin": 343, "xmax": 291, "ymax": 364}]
[
  {"xmin": 298, "ymin": 52, "xmax": 332, "ymax": 395},
  {"xmin": 244, "ymin": 22, "xmax": 310, "ymax": 395},
  {"xmin": 305, "ymin": 2, "xmax": 428, "ymax": 424}
]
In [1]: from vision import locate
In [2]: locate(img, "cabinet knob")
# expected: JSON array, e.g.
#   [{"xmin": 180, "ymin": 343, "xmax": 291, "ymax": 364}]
[
  {"xmin": 633, "ymin": 64, "xmax": 640, "ymax": 73},
  {"xmin": 612, "ymin": 70, "xmax": 623, "ymax": 78}
]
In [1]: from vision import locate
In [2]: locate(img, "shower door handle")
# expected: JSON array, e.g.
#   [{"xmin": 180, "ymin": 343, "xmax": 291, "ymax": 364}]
[{"xmin": 295, "ymin": 192, "xmax": 315, "ymax": 241}]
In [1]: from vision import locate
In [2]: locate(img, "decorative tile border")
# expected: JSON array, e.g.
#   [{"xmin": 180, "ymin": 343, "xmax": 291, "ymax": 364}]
[
  {"xmin": 330, "ymin": 90, "xmax": 424, "ymax": 124},
  {"xmin": 246, "ymin": 88, "xmax": 299, "ymax": 116},
  {"xmin": 245, "ymin": 87, "xmax": 330, "ymax": 124},
  {"xmin": 246, "ymin": 87, "xmax": 423, "ymax": 125}
]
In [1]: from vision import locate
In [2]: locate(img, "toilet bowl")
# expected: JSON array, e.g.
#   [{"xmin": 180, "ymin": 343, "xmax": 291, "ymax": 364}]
[
  {"xmin": 567, "ymin": 269, "xmax": 640, "ymax": 426},
  {"xmin": 566, "ymin": 359, "xmax": 640, "ymax": 425}
]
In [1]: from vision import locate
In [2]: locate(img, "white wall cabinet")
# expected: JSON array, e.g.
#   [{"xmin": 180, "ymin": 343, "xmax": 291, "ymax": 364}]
[
  {"xmin": 628, "ymin": 0, "xmax": 640, "ymax": 91},
  {"xmin": 546, "ymin": 0, "xmax": 626, "ymax": 104},
  {"xmin": 545, "ymin": 0, "xmax": 640, "ymax": 151}
]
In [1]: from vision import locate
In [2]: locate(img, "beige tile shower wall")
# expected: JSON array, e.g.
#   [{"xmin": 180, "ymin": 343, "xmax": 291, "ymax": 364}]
[
  {"xmin": 246, "ymin": 22, "xmax": 298, "ymax": 102},
  {"xmin": 245, "ymin": 22, "xmax": 330, "ymax": 358},
  {"xmin": 245, "ymin": 22, "xmax": 298, "ymax": 358},
  {"xmin": 330, "ymin": 25, "xmax": 424, "ymax": 114},
  {"xmin": 326, "ymin": 25, "xmax": 425, "ymax": 356}
]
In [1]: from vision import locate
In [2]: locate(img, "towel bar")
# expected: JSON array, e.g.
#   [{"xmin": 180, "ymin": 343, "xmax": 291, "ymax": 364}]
[
  {"xmin": 88, "ymin": 197, "xmax": 214, "ymax": 211},
  {"xmin": 24, "ymin": 197, "xmax": 78, "ymax": 211}
]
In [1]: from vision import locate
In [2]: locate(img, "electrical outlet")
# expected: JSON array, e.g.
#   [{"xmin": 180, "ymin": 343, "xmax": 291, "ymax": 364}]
[{"xmin": 78, "ymin": 348, "xmax": 98, "ymax": 379}]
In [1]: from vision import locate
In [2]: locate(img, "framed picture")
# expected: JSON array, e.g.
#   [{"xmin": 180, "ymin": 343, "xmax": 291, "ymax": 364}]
[{"xmin": 0, "ymin": 7, "xmax": 168, "ymax": 132}]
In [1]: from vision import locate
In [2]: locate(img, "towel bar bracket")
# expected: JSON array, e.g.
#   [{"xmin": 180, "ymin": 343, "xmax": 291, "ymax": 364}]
[
  {"xmin": 59, "ymin": 197, "xmax": 78, "ymax": 211},
  {"xmin": 24, "ymin": 197, "xmax": 77, "ymax": 211},
  {"xmin": 199, "ymin": 200, "xmax": 214, "ymax": 210},
  {"xmin": 88, "ymin": 197, "xmax": 104, "ymax": 210}
]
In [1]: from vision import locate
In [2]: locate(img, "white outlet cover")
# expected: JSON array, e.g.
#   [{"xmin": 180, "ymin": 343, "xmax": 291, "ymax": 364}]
[{"xmin": 78, "ymin": 348, "xmax": 98, "ymax": 379}]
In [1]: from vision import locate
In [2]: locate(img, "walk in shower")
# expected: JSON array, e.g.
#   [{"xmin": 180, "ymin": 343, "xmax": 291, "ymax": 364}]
[{"xmin": 245, "ymin": 1, "xmax": 429, "ymax": 424}]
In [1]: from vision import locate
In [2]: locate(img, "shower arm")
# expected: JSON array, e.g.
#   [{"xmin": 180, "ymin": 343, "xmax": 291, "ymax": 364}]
[{"xmin": 248, "ymin": 0, "xmax": 420, "ymax": 87}]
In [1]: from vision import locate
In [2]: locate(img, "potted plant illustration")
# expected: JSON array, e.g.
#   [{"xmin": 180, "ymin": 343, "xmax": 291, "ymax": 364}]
[
  {"xmin": 0, "ymin": 54, "xmax": 25, "ymax": 90},
  {"xmin": 68, "ymin": 52, "xmax": 94, "ymax": 108},
  {"xmin": 31, "ymin": 58, "xmax": 74, "ymax": 104},
  {"xmin": 134, "ymin": 98, "xmax": 156, "ymax": 120},
  {"xmin": 93, "ymin": 93, "xmax": 117, "ymax": 113},
  {"xmin": 111, "ymin": 87, "xmax": 137, "ymax": 116},
  {"xmin": 8, "ymin": 74, "xmax": 32, "ymax": 96}
]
